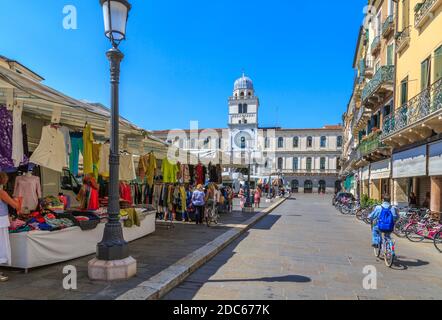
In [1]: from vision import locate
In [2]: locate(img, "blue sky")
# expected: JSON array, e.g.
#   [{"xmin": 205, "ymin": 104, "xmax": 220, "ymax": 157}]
[{"xmin": 0, "ymin": 0, "xmax": 366, "ymax": 130}]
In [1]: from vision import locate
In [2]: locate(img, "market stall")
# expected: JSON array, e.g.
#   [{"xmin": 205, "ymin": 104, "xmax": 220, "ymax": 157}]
[
  {"xmin": 10, "ymin": 208, "xmax": 155, "ymax": 271},
  {"xmin": 0, "ymin": 57, "xmax": 169, "ymax": 270}
]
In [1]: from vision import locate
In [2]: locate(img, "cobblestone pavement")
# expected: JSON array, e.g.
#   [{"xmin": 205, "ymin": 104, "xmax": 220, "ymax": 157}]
[
  {"xmin": 164, "ymin": 194, "xmax": 442, "ymax": 300},
  {"xmin": 0, "ymin": 199, "xmax": 271, "ymax": 300}
]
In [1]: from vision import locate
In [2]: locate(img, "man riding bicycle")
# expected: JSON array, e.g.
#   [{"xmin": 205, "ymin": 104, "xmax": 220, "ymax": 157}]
[{"xmin": 368, "ymin": 194, "xmax": 399, "ymax": 248}]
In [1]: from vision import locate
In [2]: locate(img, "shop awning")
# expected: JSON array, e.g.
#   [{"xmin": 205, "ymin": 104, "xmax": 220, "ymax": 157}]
[
  {"xmin": 429, "ymin": 140, "xmax": 442, "ymax": 176},
  {"xmin": 392, "ymin": 145, "xmax": 427, "ymax": 179},
  {"xmin": 361, "ymin": 165, "xmax": 370, "ymax": 181},
  {"xmin": 370, "ymin": 159, "xmax": 391, "ymax": 180}
]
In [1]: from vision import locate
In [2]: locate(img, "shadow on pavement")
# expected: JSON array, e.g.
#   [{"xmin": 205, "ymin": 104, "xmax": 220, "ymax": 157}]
[
  {"xmin": 207, "ymin": 275, "xmax": 311, "ymax": 283},
  {"xmin": 250, "ymin": 215, "xmax": 281, "ymax": 230},
  {"xmin": 391, "ymin": 256, "xmax": 430, "ymax": 270}
]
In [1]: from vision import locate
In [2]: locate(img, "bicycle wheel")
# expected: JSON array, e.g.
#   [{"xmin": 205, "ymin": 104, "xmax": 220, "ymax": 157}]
[
  {"xmin": 393, "ymin": 221, "xmax": 406, "ymax": 238},
  {"xmin": 405, "ymin": 224, "xmax": 425, "ymax": 242},
  {"xmin": 384, "ymin": 243, "xmax": 395, "ymax": 268},
  {"xmin": 374, "ymin": 240, "xmax": 382, "ymax": 258},
  {"xmin": 434, "ymin": 231, "xmax": 442, "ymax": 253},
  {"xmin": 356, "ymin": 209, "xmax": 363, "ymax": 220}
]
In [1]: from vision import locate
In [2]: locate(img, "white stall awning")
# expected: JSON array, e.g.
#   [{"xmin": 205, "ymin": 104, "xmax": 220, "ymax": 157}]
[
  {"xmin": 370, "ymin": 159, "xmax": 391, "ymax": 180},
  {"xmin": 392, "ymin": 145, "xmax": 427, "ymax": 179},
  {"xmin": 429, "ymin": 140, "xmax": 442, "ymax": 176}
]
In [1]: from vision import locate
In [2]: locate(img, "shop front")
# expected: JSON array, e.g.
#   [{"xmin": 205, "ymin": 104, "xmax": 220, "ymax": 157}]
[
  {"xmin": 429, "ymin": 140, "xmax": 442, "ymax": 219},
  {"xmin": 361, "ymin": 165, "xmax": 370, "ymax": 199},
  {"xmin": 392, "ymin": 145, "xmax": 427, "ymax": 207},
  {"xmin": 370, "ymin": 159, "xmax": 391, "ymax": 201}
]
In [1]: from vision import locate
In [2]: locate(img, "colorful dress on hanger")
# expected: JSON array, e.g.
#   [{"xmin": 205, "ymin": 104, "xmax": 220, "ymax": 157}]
[{"xmin": 82, "ymin": 124, "xmax": 94, "ymax": 175}]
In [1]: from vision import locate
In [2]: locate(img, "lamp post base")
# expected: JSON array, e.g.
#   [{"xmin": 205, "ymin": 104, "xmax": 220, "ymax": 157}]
[{"xmin": 88, "ymin": 256, "xmax": 137, "ymax": 281}]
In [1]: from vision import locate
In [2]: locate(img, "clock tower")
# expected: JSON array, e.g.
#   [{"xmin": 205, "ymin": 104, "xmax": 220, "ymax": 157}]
[{"xmin": 228, "ymin": 73, "xmax": 259, "ymax": 152}]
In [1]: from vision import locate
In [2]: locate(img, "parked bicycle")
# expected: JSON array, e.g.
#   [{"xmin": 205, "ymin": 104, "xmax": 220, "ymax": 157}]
[{"xmin": 404, "ymin": 214, "xmax": 442, "ymax": 252}]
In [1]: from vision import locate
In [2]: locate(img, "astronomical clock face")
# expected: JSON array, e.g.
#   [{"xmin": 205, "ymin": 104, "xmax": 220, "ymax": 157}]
[{"xmin": 234, "ymin": 131, "xmax": 253, "ymax": 149}]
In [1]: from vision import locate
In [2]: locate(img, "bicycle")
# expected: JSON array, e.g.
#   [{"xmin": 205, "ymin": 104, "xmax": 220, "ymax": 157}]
[
  {"xmin": 372, "ymin": 222, "xmax": 396, "ymax": 267},
  {"xmin": 404, "ymin": 215, "xmax": 442, "ymax": 251},
  {"xmin": 205, "ymin": 203, "xmax": 219, "ymax": 227}
]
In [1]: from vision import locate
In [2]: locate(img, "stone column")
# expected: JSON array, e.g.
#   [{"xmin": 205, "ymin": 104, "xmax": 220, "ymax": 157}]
[{"xmin": 430, "ymin": 177, "xmax": 442, "ymax": 220}]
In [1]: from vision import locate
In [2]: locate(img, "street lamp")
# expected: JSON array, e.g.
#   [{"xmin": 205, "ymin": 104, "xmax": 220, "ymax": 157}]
[{"xmin": 89, "ymin": 0, "xmax": 135, "ymax": 281}]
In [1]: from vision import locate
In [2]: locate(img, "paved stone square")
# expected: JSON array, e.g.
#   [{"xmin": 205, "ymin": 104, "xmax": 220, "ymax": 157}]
[
  {"xmin": 0, "ymin": 199, "xmax": 271, "ymax": 300},
  {"xmin": 164, "ymin": 194, "xmax": 442, "ymax": 300}
]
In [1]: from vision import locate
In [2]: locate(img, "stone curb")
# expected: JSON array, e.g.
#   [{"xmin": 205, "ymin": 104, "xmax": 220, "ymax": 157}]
[{"xmin": 116, "ymin": 197, "xmax": 288, "ymax": 300}]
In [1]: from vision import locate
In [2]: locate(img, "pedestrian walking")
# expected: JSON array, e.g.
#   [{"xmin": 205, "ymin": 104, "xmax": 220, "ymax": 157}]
[
  {"xmin": 254, "ymin": 186, "xmax": 262, "ymax": 208},
  {"xmin": 191, "ymin": 184, "xmax": 205, "ymax": 225}
]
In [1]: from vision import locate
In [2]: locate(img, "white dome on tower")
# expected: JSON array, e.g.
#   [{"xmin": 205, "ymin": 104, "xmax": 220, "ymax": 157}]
[{"xmin": 234, "ymin": 73, "xmax": 254, "ymax": 91}]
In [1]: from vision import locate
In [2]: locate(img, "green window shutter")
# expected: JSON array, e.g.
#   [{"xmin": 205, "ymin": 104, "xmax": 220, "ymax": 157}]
[
  {"xmin": 421, "ymin": 59, "xmax": 429, "ymax": 90},
  {"xmin": 435, "ymin": 46, "xmax": 442, "ymax": 82},
  {"xmin": 387, "ymin": 44, "xmax": 394, "ymax": 66}
]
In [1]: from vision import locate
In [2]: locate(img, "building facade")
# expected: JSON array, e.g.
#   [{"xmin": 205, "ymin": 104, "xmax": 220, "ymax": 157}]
[
  {"xmin": 152, "ymin": 74, "xmax": 343, "ymax": 193},
  {"xmin": 341, "ymin": 0, "xmax": 442, "ymax": 216}
]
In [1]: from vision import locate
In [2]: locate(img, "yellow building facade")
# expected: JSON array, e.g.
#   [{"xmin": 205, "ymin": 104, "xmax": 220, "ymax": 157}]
[{"xmin": 342, "ymin": 0, "xmax": 442, "ymax": 216}]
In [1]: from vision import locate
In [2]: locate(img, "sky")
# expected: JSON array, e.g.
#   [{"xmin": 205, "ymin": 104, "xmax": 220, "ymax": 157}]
[{"xmin": 0, "ymin": 0, "xmax": 367, "ymax": 131}]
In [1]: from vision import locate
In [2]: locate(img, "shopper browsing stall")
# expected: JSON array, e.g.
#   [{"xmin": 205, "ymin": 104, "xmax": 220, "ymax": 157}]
[{"xmin": 0, "ymin": 172, "xmax": 21, "ymax": 282}]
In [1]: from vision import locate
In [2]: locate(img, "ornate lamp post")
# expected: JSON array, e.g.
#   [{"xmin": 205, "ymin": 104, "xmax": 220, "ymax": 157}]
[{"xmin": 89, "ymin": 0, "xmax": 136, "ymax": 281}]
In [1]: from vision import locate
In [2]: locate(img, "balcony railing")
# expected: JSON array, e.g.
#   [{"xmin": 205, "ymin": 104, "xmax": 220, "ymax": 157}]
[
  {"xmin": 382, "ymin": 78, "xmax": 442, "ymax": 138},
  {"xmin": 357, "ymin": 131, "xmax": 386, "ymax": 157},
  {"xmin": 276, "ymin": 169, "xmax": 339, "ymax": 175},
  {"xmin": 371, "ymin": 36, "xmax": 381, "ymax": 54},
  {"xmin": 382, "ymin": 15, "xmax": 395, "ymax": 38},
  {"xmin": 396, "ymin": 26, "xmax": 410, "ymax": 53},
  {"xmin": 361, "ymin": 65, "xmax": 395, "ymax": 102},
  {"xmin": 415, "ymin": 0, "xmax": 442, "ymax": 29}
]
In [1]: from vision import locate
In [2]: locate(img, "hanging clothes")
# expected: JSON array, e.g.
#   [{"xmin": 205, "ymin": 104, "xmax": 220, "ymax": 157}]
[
  {"xmin": 0, "ymin": 105, "xmax": 14, "ymax": 171},
  {"xmin": 188, "ymin": 165, "xmax": 195, "ymax": 185},
  {"xmin": 146, "ymin": 153, "xmax": 157, "ymax": 187},
  {"xmin": 119, "ymin": 153, "xmax": 136, "ymax": 181},
  {"xmin": 59, "ymin": 126, "xmax": 72, "ymax": 167},
  {"xmin": 216, "ymin": 164, "xmax": 223, "ymax": 184},
  {"xmin": 119, "ymin": 182, "xmax": 132, "ymax": 205},
  {"xmin": 77, "ymin": 176, "xmax": 99, "ymax": 210},
  {"xmin": 208, "ymin": 162, "xmax": 218, "ymax": 183},
  {"xmin": 69, "ymin": 132, "xmax": 83, "ymax": 176},
  {"xmin": 180, "ymin": 164, "xmax": 190, "ymax": 183},
  {"xmin": 22, "ymin": 124, "xmax": 29, "ymax": 158},
  {"xmin": 13, "ymin": 175, "xmax": 42, "ymax": 212},
  {"xmin": 195, "ymin": 163, "xmax": 205, "ymax": 185},
  {"xmin": 30, "ymin": 125, "xmax": 67, "ymax": 173},
  {"xmin": 92, "ymin": 143, "xmax": 101, "ymax": 180},
  {"xmin": 82, "ymin": 124, "xmax": 94, "ymax": 175},
  {"xmin": 98, "ymin": 143, "xmax": 110, "ymax": 178},
  {"xmin": 12, "ymin": 104, "xmax": 24, "ymax": 167},
  {"xmin": 162, "ymin": 158, "xmax": 179, "ymax": 183}
]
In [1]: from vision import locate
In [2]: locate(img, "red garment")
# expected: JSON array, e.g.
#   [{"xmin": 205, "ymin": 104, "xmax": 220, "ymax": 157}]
[
  {"xmin": 88, "ymin": 187, "xmax": 99, "ymax": 210},
  {"xmin": 119, "ymin": 182, "xmax": 132, "ymax": 205},
  {"xmin": 196, "ymin": 164, "xmax": 204, "ymax": 185},
  {"xmin": 59, "ymin": 195, "xmax": 68, "ymax": 209}
]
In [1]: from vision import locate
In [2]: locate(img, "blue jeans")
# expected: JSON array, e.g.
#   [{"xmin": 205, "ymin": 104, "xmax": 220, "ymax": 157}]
[
  {"xmin": 182, "ymin": 211, "xmax": 189, "ymax": 221},
  {"xmin": 372, "ymin": 225, "xmax": 391, "ymax": 246}
]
